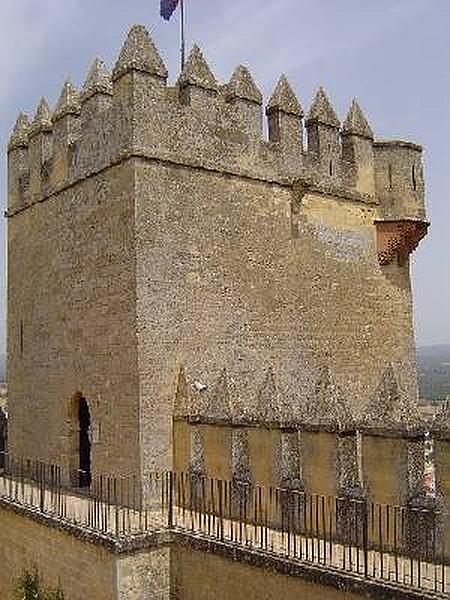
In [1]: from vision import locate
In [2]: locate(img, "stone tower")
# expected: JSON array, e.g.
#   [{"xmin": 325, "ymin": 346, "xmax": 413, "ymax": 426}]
[{"xmin": 6, "ymin": 25, "xmax": 428, "ymax": 491}]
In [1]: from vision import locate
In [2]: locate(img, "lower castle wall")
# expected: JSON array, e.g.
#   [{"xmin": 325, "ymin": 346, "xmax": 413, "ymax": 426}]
[
  {"xmin": 0, "ymin": 506, "xmax": 115, "ymax": 600},
  {"xmin": 171, "ymin": 545, "xmax": 367, "ymax": 600},
  {"xmin": 0, "ymin": 503, "xmax": 435, "ymax": 600}
]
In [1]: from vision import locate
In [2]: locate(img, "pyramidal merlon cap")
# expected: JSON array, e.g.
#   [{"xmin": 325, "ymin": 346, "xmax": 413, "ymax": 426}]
[
  {"xmin": 53, "ymin": 80, "xmax": 80, "ymax": 121},
  {"xmin": 208, "ymin": 367, "xmax": 234, "ymax": 422},
  {"xmin": 256, "ymin": 367, "xmax": 282, "ymax": 424},
  {"xmin": 178, "ymin": 45, "xmax": 218, "ymax": 92},
  {"xmin": 226, "ymin": 65, "xmax": 262, "ymax": 105},
  {"xmin": 82, "ymin": 58, "xmax": 112, "ymax": 101},
  {"xmin": 267, "ymin": 74, "xmax": 303, "ymax": 116},
  {"xmin": 113, "ymin": 24, "xmax": 168, "ymax": 81},
  {"xmin": 342, "ymin": 99, "xmax": 373, "ymax": 139},
  {"xmin": 306, "ymin": 87, "xmax": 340, "ymax": 127},
  {"xmin": 361, "ymin": 365, "xmax": 423, "ymax": 430},
  {"xmin": 29, "ymin": 98, "xmax": 52, "ymax": 136},
  {"xmin": 8, "ymin": 113, "xmax": 30, "ymax": 150}
]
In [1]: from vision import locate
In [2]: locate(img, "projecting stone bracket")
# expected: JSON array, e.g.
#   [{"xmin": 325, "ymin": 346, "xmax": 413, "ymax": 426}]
[{"xmin": 375, "ymin": 219, "xmax": 429, "ymax": 266}]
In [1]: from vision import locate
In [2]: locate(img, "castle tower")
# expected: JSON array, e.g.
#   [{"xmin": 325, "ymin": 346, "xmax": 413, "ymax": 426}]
[{"xmin": 6, "ymin": 25, "xmax": 428, "ymax": 496}]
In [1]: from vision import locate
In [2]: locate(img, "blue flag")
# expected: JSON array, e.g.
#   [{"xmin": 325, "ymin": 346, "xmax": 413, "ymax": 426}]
[{"xmin": 161, "ymin": 0, "xmax": 180, "ymax": 21}]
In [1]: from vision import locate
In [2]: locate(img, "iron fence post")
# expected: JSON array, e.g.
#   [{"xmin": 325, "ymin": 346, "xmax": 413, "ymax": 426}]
[
  {"xmin": 168, "ymin": 471, "xmax": 173, "ymax": 528},
  {"xmin": 363, "ymin": 500, "xmax": 368, "ymax": 578}
]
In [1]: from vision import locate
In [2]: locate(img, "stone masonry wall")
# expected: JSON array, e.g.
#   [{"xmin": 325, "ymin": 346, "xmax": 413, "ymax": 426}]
[
  {"xmin": 136, "ymin": 159, "xmax": 418, "ymax": 478},
  {"xmin": 172, "ymin": 545, "xmax": 371, "ymax": 600},
  {"xmin": 7, "ymin": 161, "xmax": 140, "ymax": 478},
  {"xmin": 0, "ymin": 506, "xmax": 115, "ymax": 599}
]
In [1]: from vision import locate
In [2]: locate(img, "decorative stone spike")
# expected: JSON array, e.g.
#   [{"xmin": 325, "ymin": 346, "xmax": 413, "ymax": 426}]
[
  {"xmin": 432, "ymin": 399, "xmax": 450, "ymax": 436},
  {"xmin": 8, "ymin": 113, "xmax": 30, "ymax": 150},
  {"xmin": 53, "ymin": 80, "xmax": 81, "ymax": 122},
  {"xmin": 256, "ymin": 368, "xmax": 283, "ymax": 424},
  {"xmin": 361, "ymin": 365, "xmax": 423, "ymax": 431},
  {"xmin": 173, "ymin": 367, "xmax": 190, "ymax": 418},
  {"xmin": 303, "ymin": 366, "xmax": 355, "ymax": 431},
  {"xmin": 342, "ymin": 99, "xmax": 373, "ymax": 139},
  {"xmin": 208, "ymin": 368, "xmax": 234, "ymax": 422},
  {"xmin": 178, "ymin": 45, "xmax": 218, "ymax": 92},
  {"xmin": 82, "ymin": 58, "xmax": 113, "ymax": 101},
  {"xmin": 306, "ymin": 87, "xmax": 340, "ymax": 128},
  {"xmin": 267, "ymin": 74, "xmax": 303, "ymax": 116},
  {"xmin": 113, "ymin": 24, "xmax": 168, "ymax": 81},
  {"xmin": 226, "ymin": 65, "xmax": 262, "ymax": 105},
  {"xmin": 29, "ymin": 98, "xmax": 52, "ymax": 137}
]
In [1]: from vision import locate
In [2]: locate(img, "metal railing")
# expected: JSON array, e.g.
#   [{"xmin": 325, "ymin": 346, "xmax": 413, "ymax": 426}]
[{"xmin": 0, "ymin": 453, "xmax": 448, "ymax": 596}]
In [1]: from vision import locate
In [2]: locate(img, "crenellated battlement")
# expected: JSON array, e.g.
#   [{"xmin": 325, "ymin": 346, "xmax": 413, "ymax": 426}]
[
  {"xmin": 173, "ymin": 363, "xmax": 424, "ymax": 437},
  {"xmin": 7, "ymin": 24, "xmax": 427, "ymax": 229}
]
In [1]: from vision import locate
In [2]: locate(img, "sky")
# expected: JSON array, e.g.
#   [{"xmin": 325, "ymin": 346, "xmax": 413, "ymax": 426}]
[{"xmin": 0, "ymin": 0, "xmax": 449, "ymax": 351}]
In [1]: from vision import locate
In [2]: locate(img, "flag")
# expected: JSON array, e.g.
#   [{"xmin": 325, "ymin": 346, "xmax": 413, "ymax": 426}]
[{"xmin": 161, "ymin": 0, "xmax": 180, "ymax": 21}]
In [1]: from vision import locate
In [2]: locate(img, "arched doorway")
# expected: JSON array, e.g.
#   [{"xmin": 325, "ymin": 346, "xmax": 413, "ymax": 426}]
[{"xmin": 78, "ymin": 397, "xmax": 91, "ymax": 487}]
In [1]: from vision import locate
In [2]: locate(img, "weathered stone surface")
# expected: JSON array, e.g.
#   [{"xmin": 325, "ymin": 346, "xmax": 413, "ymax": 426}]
[
  {"xmin": 255, "ymin": 368, "xmax": 282, "ymax": 424},
  {"xmin": 178, "ymin": 45, "xmax": 218, "ymax": 91},
  {"xmin": 29, "ymin": 98, "xmax": 52, "ymax": 136},
  {"xmin": 342, "ymin": 99, "xmax": 373, "ymax": 139},
  {"xmin": 53, "ymin": 80, "xmax": 81, "ymax": 121},
  {"xmin": 360, "ymin": 366, "xmax": 423, "ymax": 432},
  {"xmin": 302, "ymin": 366, "xmax": 355, "ymax": 432},
  {"xmin": 267, "ymin": 74, "xmax": 303, "ymax": 116},
  {"xmin": 113, "ymin": 24, "xmax": 167, "ymax": 81},
  {"xmin": 8, "ymin": 113, "xmax": 30, "ymax": 150},
  {"xmin": 225, "ymin": 65, "xmax": 262, "ymax": 105},
  {"xmin": 82, "ymin": 58, "xmax": 112, "ymax": 100},
  {"xmin": 306, "ymin": 87, "xmax": 340, "ymax": 127}
]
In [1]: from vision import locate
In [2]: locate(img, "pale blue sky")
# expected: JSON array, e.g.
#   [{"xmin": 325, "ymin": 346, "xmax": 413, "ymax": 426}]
[{"xmin": 0, "ymin": 0, "xmax": 449, "ymax": 351}]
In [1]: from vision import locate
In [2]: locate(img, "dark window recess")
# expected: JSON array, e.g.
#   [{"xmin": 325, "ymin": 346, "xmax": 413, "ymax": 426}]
[
  {"xmin": 20, "ymin": 320, "xmax": 23, "ymax": 356},
  {"xmin": 78, "ymin": 397, "xmax": 92, "ymax": 488},
  {"xmin": 412, "ymin": 165, "xmax": 417, "ymax": 191},
  {"xmin": 388, "ymin": 164, "xmax": 393, "ymax": 190},
  {"xmin": 329, "ymin": 160, "xmax": 333, "ymax": 176}
]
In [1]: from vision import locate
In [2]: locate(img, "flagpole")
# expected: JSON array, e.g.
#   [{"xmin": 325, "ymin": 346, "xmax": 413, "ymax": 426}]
[{"xmin": 180, "ymin": 0, "xmax": 186, "ymax": 71}]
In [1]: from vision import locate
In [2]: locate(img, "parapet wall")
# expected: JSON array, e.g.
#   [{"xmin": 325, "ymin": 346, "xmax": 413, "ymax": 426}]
[
  {"xmin": 7, "ymin": 25, "xmax": 426, "ymax": 225},
  {"xmin": 172, "ymin": 363, "xmax": 427, "ymax": 507}
]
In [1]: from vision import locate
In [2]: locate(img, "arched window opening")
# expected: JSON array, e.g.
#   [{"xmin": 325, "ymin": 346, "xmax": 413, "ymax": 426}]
[
  {"xmin": 412, "ymin": 164, "xmax": 417, "ymax": 191},
  {"xmin": 329, "ymin": 160, "xmax": 333, "ymax": 176}
]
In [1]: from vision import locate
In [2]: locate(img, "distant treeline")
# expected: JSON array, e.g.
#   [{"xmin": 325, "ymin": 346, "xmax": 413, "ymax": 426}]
[{"xmin": 417, "ymin": 345, "xmax": 450, "ymax": 402}]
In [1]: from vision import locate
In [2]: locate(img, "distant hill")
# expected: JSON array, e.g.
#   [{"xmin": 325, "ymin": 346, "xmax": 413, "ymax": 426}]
[{"xmin": 417, "ymin": 344, "xmax": 450, "ymax": 401}]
